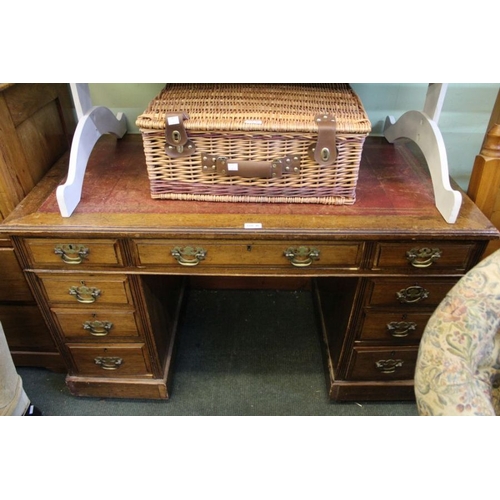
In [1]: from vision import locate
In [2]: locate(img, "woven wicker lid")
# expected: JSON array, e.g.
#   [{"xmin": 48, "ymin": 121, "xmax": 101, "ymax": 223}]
[{"xmin": 136, "ymin": 83, "xmax": 371, "ymax": 134}]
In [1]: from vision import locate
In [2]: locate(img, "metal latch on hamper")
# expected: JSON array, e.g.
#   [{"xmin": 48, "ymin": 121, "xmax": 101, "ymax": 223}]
[
  {"xmin": 308, "ymin": 113, "xmax": 337, "ymax": 166},
  {"xmin": 165, "ymin": 113, "xmax": 196, "ymax": 158},
  {"xmin": 201, "ymin": 155, "xmax": 301, "ymax": 178}
]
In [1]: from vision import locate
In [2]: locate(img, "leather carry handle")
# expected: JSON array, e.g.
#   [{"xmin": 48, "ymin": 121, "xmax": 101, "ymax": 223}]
[{"xmin": 201, "ymin": 155, "xmax": 301, "ymax": 179}]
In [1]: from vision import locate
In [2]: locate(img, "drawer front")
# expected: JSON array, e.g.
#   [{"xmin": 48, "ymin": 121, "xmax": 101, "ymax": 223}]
[
  {"xmin": 68, "ymin": 344, "xmax": 152, "ymax": 377},
  {"xmin": 372, "ymin": 241, "xmax": 476, "ymax": 272},
  {"xmin": 23, "ymin": 238, "xmax": 125, "ymax": 268},
  {"xmin": 348, "ymin": 346, "xmax": 419, "ymax": 380},
  {"xmin": 0, "ymin": 247, "xmax": 33, "ymax": 302},
  {"xmin": 51, "ymin": 308, "xmax": 140, "ymax": 340},
  {"xmin": 365, "ymin": 278, "xmax": 457, "ymax": 308},
  {"xmin": 357, "ymin": 310, "xmax": 431, "ymax": 342},
  {"xmin": 37, "ymin": 274, "xmax": 133, "ymax": 306},
  {"xmin": 133, "ymin": 239, "xmax": 364, "ymax": 270}
]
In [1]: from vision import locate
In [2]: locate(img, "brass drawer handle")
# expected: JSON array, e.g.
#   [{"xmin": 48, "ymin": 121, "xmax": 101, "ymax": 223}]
[
  {"xmin": 171, "ymin": 246, "xmax": 207, "ymax": 266},
  {"xmin": 69, "ymin": 281, "xmax": 101, "ymax": 304},
  {"xmin": 375, "ymin": 359, "xmax": 404, "ymax": 374},
  {"xmin": 406, "ymin": 247, "xmax": 441, "ymax": 268},
  {"xmin": 386, "ymin": 321, "xmax": 417, "ymax": 338},
  {"xmin": 396, "ymin": 285, "xmax": 429, "ymax": 304},
  {"xmin": 284, "ymin": 246, "xmax": 320, "ymax": 267},
  {"xmin": 83, "ymin": 320, "xmax": 113, "ymax": 336},
  {"xmin": 54, "ymin": 244, "xmax": 90, "ymax": 265},
  {"xmin": 94, "ymin": 356, "xmax": 123, "ymax": 370}
]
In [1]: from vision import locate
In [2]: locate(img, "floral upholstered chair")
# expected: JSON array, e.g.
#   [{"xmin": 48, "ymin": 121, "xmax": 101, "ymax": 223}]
[{"xmin": 414, "ymin": 249, "xmax": 500, "ymax": 415}]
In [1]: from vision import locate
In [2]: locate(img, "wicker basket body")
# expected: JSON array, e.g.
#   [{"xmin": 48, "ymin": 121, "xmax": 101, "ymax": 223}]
[{"xmin": 136, "ymin": 84, "xmax": 371, "ymax": 204}]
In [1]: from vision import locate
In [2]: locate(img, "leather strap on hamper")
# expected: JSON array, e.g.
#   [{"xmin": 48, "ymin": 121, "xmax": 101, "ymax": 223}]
[
  {"xmin": 308, "ymin": 113, "xmax": 337, "ymax": 166},
  {"xmin": 165, "ymin": 111, "xmax": 337, "ymax": 167},
  {"xmin": 201, "ymin": 155, "xmax": 301, "ymax": 179},
  {"xmin": 165, "ymin": 113, "xmax": 196, "ymax": 158}
]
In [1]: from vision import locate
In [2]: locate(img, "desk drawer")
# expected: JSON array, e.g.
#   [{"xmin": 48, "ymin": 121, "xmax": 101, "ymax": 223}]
[
  {"xmin": 371, "ymin": 241, "xmax": 476, "ymax": 272},
  {"xmin": 364, "ymin": 277, "xmax": 457, "ymax": 308},
  {"xmin": 51, "ymin": 308, "xmax": 140, "ymax": 340},
  {"xmin": 37, "ymin": 274, "xmax": 133, "ymax": 306},
  {"xmin": 348, "ymin": 346, "xmax": 419, "ymax": 380},
  {"xmin": 133, "ymin": 239, "xmax": 364, "ymax": 270},
  {"xmin": 68, "ymin": 343, "xmax": 152, "ymax": 377},
  {"xmin": 23, "ymin": 238, "xmax": 125, "ymax": 268},
  {"xmin": 357, "ymin": 310, "xmax": 431, "ymax": 342}
]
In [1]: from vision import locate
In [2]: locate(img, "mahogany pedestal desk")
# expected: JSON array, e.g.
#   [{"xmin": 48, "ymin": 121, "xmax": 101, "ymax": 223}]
[{"xmin": 2, "ymin": 135, "xmax": 498, "ymax": 401}]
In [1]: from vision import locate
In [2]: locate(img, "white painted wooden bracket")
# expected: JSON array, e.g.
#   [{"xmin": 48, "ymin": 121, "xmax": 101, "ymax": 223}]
[
  {"xmin": 384, "ymin": 83, "xmax": 462, "ymax": 224},
  {"xmin": 56, "ymin": 84, "xmax": 127, "ymax": 217}
]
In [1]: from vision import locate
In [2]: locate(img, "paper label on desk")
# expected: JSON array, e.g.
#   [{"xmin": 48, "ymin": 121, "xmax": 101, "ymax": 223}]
[
  {"xmin": 244, "ymin": 223, "xmax": 262, "ymax": 229},
  {"xmin": 167, "ymin": 116, "xmax": 180, "ymax": 125},
  {"xmin": 228, "ymin": 163, "xmax": 239, "ymax": 171}
]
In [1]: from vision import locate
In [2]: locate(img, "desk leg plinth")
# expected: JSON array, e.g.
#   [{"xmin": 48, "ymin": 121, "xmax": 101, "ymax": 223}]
[{"xmin": 65, "ymin": 373, "xmax": 171, "ymax": 400}]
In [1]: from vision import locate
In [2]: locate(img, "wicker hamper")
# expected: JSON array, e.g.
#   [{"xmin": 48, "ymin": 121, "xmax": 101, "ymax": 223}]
[{"xmin": 136, "ymin": 83, "xmax": 371, "ymax": 204}]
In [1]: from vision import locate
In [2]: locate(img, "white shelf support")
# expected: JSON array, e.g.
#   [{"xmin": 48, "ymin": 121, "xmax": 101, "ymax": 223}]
[
  {"xmin": 384, "ymin": 83, "xmax": 462, "ymax": 224},
  {"xmin": 56, "ymin": 84, "xmax": 127, "ymax": 217}
]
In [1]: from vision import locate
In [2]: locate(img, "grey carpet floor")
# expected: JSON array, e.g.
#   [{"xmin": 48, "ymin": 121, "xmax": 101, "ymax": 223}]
[{"xmin": 17, "ymin": 289, "xmax": 418, "ymax": 416}]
